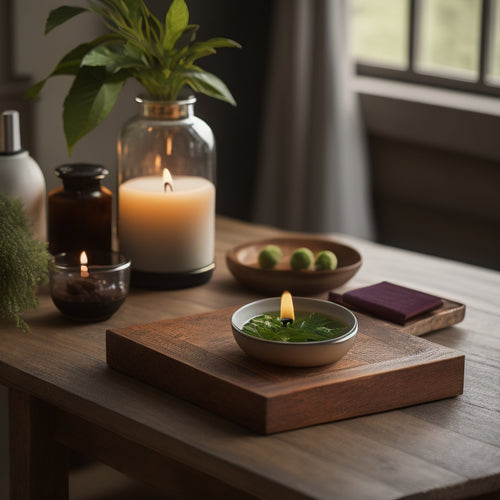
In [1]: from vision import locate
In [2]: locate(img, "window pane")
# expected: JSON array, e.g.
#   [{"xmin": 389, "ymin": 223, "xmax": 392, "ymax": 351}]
[
  {"xmin": 416, "ymin": 0, "xmax": 481, "ymax": 80},
  {"xmin": 352, "ymin": 0, "xmax": 409, "ymax": 68},
  {"xmin": 488, "ymin": 0, "xmax": 500, "ymax": 83}
]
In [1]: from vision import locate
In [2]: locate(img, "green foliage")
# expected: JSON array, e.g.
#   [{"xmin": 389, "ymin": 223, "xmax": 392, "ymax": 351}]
[
  {"xmin": 314, "ymin": 250, "xmax": 338, "ymax": 271},
  {"xmin": 0, "ymin": 193, "xmax": 52, "ymax": 332},
  {"xmin": 258, "ymin": 245, "xmax": 283, "ymax": 269},
  {"xmin": 242, "ymin": 312, "xmax": 349, "ymax": 343},
  {"xmin": 27, "ymin": 0, "xmax": 241, "ymax": 154},
  {"xmin": 290, "ymin": 247, "xmax": 314, "ymax": 271}
]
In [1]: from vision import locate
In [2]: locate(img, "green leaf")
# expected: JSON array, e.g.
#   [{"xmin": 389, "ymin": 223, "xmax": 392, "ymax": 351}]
[
  {"xmin": 183, "ymin": 68, "xmax": 237, "ymax": 106},
  {"xmin": 82, "ymin": 44, "xmax": 147, "ymax": 73},
  {"xmin": 25, "ymin": 80, "xmax": 47, "ymax": 101},
  {"xmin": 25, "ymin": 35, "xmax": 122, "ymax": 99},
  {"xmin": 164, "ymin": 0, "xmax": 189, "ymax": 50},
  {"xmin": 202, "ymin": 37, "xmax": 242, "ymax": 49},
  {"xmin": 45, "ymin": 6, "xmax": 88, "ymax": 34},
  {"xmin": 180, "ymin": 39, "xmax": 241, "ymax": 67},
  {"xmin": 182, "ymin": 43, "xmax": 216, "ymax": 67},
  {"xmin": 173, "ymin": 24, "xmax": 199, "ymax": 50},
  {"xmin": 63, "ymin": 67, "xmax": 125, "ymax": 154},
  {"xmin": 121, "ymin": 0, "xmax": 142, "ymax": 23}
]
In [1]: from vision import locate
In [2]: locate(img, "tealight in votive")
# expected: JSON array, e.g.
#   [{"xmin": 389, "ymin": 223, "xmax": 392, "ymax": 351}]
[{"xmin": 49, "ymin": 251, "xmax": 130, "ymax": 322}]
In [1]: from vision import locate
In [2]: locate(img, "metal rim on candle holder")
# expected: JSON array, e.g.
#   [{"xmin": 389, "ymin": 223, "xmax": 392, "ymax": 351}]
[{"xmin": 136, "ymin": 95, "xmax": 196, "ymax": 120}]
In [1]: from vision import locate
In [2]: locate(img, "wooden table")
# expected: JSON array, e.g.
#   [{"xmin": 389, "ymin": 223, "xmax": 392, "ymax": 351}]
[{"xmin": 1, "ymin": 216, "xmax": 499, "ymax": 499}]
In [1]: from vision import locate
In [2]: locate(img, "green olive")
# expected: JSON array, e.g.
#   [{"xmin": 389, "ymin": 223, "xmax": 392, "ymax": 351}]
[
  {"xmin": 315, "ymin": 250, "xmax": 338, "ymax": 271},
  {"xmin": 290, "ymin": 247, "xmax": 314, "ymax": 270},
  {"xmin": 258, "ymin": 244, "xmax": 283, "ymax": 269}
]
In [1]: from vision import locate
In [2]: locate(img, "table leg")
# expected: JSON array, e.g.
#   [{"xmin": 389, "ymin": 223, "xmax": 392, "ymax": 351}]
[{"xmin": 9, "ymin": 389, "xmax": 68, "ymax": 500}]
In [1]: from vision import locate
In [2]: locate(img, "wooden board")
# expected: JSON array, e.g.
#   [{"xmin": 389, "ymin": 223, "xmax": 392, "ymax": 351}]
[
  {"xmin": 328, "ymin": 293, "xmax": 466, "ymax": 336},
  {"xmin": 106, "ymin": 306, "xmax": 465, "ymax": 434}
]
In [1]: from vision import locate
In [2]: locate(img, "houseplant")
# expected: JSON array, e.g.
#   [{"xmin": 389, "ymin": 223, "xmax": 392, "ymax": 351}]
[
  {"xmin": 28, "ymin": 0, "xmax": 240, "ymax": 154},
  {"xmin": 0, "ymin": 193, "xmax": 52, "ymax": 332}
]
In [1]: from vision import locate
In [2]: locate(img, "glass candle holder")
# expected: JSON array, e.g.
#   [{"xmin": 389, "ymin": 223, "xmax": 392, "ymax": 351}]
[
  {"xmin": 48, "ymin": 163, "xmax": 112, "ymax": 256},
  {"xmin": 49, "ymin": 251, "xmax": 130, "ymax": 322},
  {"xmin": 117, "ymin": 96, "xmax": 216, "ymax": 290}
]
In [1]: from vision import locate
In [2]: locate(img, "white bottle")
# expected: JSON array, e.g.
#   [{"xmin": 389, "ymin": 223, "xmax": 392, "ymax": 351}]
[{"xmin": 0, "ymin": 110, "xmax": 46, "ymax": 241}]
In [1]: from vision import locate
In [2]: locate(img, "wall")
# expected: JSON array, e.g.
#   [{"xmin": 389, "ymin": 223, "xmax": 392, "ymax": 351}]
[
  {"xmin": 370, "ymin": 137, "xmax": 500, "ymax": 270},
  {"xmin": 12, "ymin": 0, "xmax": 143, "ymax": 199},
  {"xmin": 357, "ymin": 76, "xmax": 500, "ymax": 271},
  {"xmin": 10, "ymin": 0, "xmax": 272, "ymax": 221},
  {"xmin": 150, "ymin": 0, "xmax": 273, "ymax": 220}
]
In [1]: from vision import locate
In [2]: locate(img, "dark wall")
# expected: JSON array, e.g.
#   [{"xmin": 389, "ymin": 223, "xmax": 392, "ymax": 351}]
[
  {"xmin": 149, "ymin": 0, "xmax": 274, "ymax": 221},
  {"xmin": 369, "ymin": 135, "xmax": 500, "ymax": 271},
  {"xmin": 0, "ymin": 0, "xmax": 33, "ymax": 152}
]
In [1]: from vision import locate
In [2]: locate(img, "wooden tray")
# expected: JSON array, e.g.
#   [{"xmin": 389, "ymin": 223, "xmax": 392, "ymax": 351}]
[
  {"xmin": 106, "ymin": 307, "xmax": 465, "ymax": 434},
  {"xmin": 328, "ymin": 293, "xmax": 466, "ymax": 336}
]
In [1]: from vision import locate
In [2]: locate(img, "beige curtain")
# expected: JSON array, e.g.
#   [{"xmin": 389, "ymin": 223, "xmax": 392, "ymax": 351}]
[{"xmin": 253, "ymin": 0, "xmax": 374, "ymax": 239}]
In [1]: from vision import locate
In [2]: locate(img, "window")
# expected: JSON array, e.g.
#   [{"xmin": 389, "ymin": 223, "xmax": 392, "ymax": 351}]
[{"xmin": 352, "ymin": 0, "xmax": 500, "ymax": 96}]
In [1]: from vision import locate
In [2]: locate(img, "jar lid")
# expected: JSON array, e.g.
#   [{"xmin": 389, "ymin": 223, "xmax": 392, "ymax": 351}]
[
  {"xmin": 0, "ymin": 110, "xmax": 22, "ymax": 153},
  {"xmin": 54, "ymin": 163, "xmax": 109, "ymax": 180}
]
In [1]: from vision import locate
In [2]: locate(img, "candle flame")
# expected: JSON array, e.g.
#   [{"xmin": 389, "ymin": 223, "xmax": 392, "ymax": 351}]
[
  {"xmin": 163, "ymin": 168, "xmax": 173, "ymax": 192},
  {"xmin": 80, "ymin": 251, "xmax": 89, "ymax": 278},
  {"xmin": 280, "ymin": 290, "xmax": 295, "ymax": 326},
  {"xmin": 166, "ymin": 136, "xmax": 173, "ymax": 156}
]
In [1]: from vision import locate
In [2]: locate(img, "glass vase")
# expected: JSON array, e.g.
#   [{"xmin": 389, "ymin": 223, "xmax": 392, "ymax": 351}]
[{"xmin": 117, "ymin": 96, "xmax": 216, "ymax": 289}]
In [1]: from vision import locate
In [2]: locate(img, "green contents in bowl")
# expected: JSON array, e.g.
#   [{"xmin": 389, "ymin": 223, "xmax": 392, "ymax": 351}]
[
  {"xmin": 258, "ymin": 244, "xmax": 283, "ymax": 269},
  {"xmin": 290, "ymin": 248, "xmax": 314, "ymax": 270},
  {"xmin": 242, "ymin": 311, "xmax": 349, "ymax": 342},
  {"xmin": 315, "ymin": 250, "xmax": 338, "ymax": 270}
]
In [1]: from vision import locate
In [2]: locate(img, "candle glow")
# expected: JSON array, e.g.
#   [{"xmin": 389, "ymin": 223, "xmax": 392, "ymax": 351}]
[
  {"xmin": 280, "ymin": 290, "xmax": 295, "ymax": 325},
  {"xmin": 163, "ymin": 168, "xmax": 173, "ymax": 192},
  {"xmin": 166, "ymin": 136, "xmax": 173, "ymax": 156},
  {"xmin": 80, "ymin": 251, "xmax": 89, "ymax": 278}
]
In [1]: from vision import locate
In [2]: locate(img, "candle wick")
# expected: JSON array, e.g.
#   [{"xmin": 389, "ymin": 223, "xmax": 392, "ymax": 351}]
[
  {"xmin": 163, "ymin": 182, "xmax": 173, "ymax": 192},
  {"xmin": 281, "ymin": 318, "xmax": 293, "ymax": 327}
]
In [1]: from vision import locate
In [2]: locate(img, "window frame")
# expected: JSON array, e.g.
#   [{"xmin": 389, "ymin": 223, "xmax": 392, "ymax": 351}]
[{"xmin": 355, "ymin": 0, "xmax": 500, "ymax": 98}]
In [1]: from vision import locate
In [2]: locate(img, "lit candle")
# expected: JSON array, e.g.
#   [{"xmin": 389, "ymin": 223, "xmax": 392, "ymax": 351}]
[
  {"xmin": 80, "ymin": 250, "xmax": 89, "ymax": 278},
  {"xmin": 240, "ymin": 291, "xmax": 352, "ymax": 344},
  {"xmin": 118, "ymin": 169, "xmax": 215, "ymax": 274},
  {"xmin": 49, "ymin": 251, "xmax": 130, "ymax": 322},
  {"xmin": 280, "ymin": 290, "xmax": 295, "ymax": 326},
  {"xmin": 163, "ymin": 167, "xmax": 173, "ymax": 192}
]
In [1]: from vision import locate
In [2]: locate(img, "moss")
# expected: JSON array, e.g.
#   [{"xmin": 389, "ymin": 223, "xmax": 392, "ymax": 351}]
[
  {"xmin": 315, "ymin": 250, "xmax": 338, "ymax": 271},
  {"xmin": 258, "ymin": 244, "xmax": 283, "ymax": 269},
  {"xmin": 290, "ymin": 247, "xmax": 314, "ymax": 270}
]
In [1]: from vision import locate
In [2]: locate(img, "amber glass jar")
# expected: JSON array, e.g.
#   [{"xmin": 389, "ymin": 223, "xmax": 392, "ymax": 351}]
[{"xmin": 48, "ymin": 164, "xmax": 112, "ymax": 256}]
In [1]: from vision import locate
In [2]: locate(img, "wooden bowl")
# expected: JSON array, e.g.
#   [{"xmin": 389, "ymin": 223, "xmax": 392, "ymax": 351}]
[{"xmin": 226, "ymin": 237, "xmax": 362, "ymax": 295}]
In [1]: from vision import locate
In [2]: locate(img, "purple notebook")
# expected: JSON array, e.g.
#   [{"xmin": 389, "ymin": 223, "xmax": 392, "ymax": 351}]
[{"xmin": 330, "ymin": 281, "xmax": 443, "ymax": 324}]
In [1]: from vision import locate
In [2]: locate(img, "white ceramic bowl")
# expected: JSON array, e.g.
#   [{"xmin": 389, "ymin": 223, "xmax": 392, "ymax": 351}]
[{"xmin": 231, "ymin": 297, "xmax": 358, "ymax": 367}]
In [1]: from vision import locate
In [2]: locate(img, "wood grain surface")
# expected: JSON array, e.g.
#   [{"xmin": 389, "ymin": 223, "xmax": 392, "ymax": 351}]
[
  {"xmin": 0, "ymin": 216, "xmax": 499, "ymax": 499},
  {"xmin": 107, "ymin": 307, "xmax": 464, "ymax": 433}
]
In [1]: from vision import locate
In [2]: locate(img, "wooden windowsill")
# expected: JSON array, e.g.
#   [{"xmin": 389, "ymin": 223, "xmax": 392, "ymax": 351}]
[{"xmin": 354, "ymin": 75, "xmax": 500, "ymax": 161}]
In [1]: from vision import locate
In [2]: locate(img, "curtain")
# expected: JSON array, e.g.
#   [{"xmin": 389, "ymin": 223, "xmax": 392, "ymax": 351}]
[{"xmin": 252, "ymin": 0, "xmax": 375, "ymax": 240}]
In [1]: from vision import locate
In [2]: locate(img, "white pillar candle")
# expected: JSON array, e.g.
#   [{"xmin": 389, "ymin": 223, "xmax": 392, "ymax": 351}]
[{"xmin": 118, "ymin": 174, "xmax": 215, "ymax": 273}]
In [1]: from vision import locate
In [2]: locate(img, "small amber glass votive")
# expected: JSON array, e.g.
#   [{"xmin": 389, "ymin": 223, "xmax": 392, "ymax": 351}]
[{"xmin": 49, "ymin": 251, "xmax": 130, "ymax": 322}]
